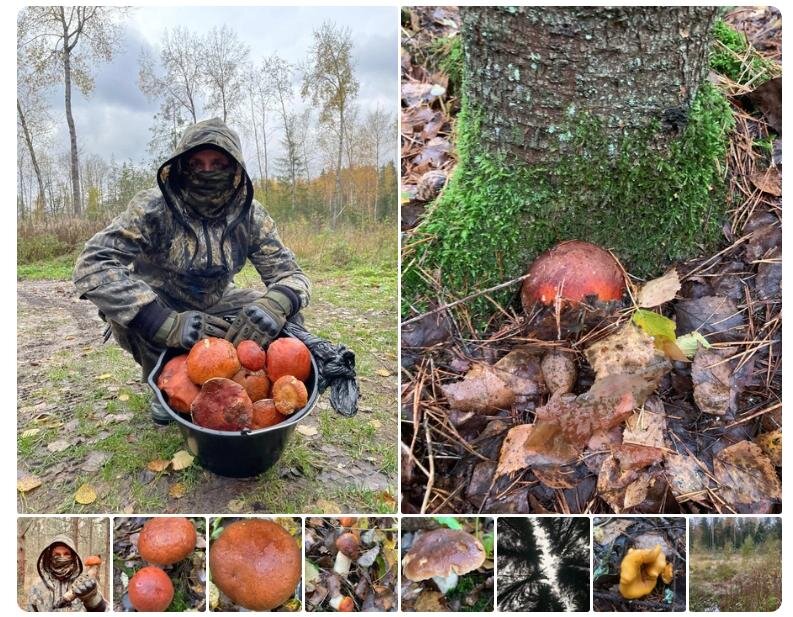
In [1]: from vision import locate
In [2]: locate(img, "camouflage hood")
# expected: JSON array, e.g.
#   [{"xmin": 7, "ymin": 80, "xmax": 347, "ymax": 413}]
[
  {"xmin": 36, "ymin": 534, "xmax": 83, "ymax": 590},
  {"xmin": 157, "ymin": 117, "xmax": 254, "ymax": 223}
]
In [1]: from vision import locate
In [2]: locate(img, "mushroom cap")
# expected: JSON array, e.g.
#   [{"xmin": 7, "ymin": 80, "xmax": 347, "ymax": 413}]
[
  {"xmin": 402, "ymin": 528, "xmax": 486, "ymax": 581},
  {"xmin": 335, "ymin": 532, "xmax": 360, "ymax": 559},
  {"xmin": 128, "ymin": 566, "xmax": 174, "ymax": 612},
  {"xmin": 138, "ymin": 517, "xmax": 197, "ymax": 566},
  {"xmin": 266, "ymin": 337, "xmax": 312, "ymax": 382},
  {"xmin": 84, "ymin": 555, "xmax": 102, "ymax": 567},
  {"xmin": 619, "ymin": 544, "xmax": 669, "ymax": 599},
  {"xmin": 236, "ymin": 340, "xmax": 267, "ymax": 371},
  {"xmin": 521, "ymin": 240, "xmax": 625, "ymax": 308},
  {"xmin": 210, "ymin": 519, "xmax": 301, "ymax": 611}
]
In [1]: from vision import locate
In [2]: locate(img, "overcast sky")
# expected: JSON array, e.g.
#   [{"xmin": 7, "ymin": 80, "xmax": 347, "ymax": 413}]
[{"xmin": 45, "ymin": 6, "xmax": 397, "ymax": 170}]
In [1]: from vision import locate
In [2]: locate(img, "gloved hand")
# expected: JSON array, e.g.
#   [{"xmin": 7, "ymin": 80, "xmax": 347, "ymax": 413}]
[
  {"xmin": 74, "ymin": 575, "xmax": 105, "ymax": 610},
  {"xmin": 154, "ymin": 310, "xmax": 230, "ymax": 349},
  {"xmin": 226, "ymin": 287, "xmax": 299, "ymax": 347}
]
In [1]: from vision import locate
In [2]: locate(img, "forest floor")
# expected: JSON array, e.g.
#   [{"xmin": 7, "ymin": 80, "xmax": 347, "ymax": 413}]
[
  {"xmin": 17, "ymin": 262, "xmax": 398, "ymax": 514},
  {"xmin": 689, "ymin": 549, "xmax": 782, "ymax": 611},
  {"xmin": 401, "ymin": 7, "xmax": 782, "ymax": 514}
]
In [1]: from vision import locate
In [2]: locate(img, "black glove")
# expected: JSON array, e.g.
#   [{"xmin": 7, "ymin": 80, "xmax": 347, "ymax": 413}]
[
  {"xmin": 154, "ymin": 310, "xmax": 230, "ymax": 349},
  {"xmin": 227, "ymin": 286, "xmax": 300, "ymax": 347},
  {"xmin": 74, "ymin": 575, "xmax": 105, "ymax": 610}
]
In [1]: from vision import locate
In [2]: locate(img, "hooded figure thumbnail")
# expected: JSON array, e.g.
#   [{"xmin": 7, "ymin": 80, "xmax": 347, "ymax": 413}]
[
  {"xmin": 25, "ymin": 534, "xmax": 106, "ymax": 612},
  {"xmin": 74, "ymin": 119, "xmax": 311, "ymax": 423}
]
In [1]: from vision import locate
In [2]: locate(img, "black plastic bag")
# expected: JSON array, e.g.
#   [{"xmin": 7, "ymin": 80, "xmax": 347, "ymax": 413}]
[{"xmin": 284, "ymin": 321, "xmax": 359, "ymax": 417}]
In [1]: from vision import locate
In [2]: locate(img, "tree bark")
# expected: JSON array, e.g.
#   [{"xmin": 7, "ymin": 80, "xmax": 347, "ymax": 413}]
[
  {"xmin": 60, "ymin": 7, "xmax": 82, "ymax": 215},
  {"xmin": 332, "ymin": 105, "xmax": 345, "ymax": 228},
  {"xmin": 461, "ymin": 6, "xmax": 716, "ymax": 163},
  {"xmin": 17, "ymin": 100, "xmax": 47, "ymax": 219}
]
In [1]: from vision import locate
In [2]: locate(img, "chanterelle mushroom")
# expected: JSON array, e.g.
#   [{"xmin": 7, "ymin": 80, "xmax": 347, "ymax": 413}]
[{"xmin": 402, "ymin": 528, "xmax": 486, "ymax": 594}]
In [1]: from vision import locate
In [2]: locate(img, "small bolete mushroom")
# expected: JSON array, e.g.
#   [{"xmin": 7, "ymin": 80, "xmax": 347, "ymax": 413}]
[
  {"xmin": 402, "ymin": 528, "xmax": 486, "ymax": 594},
  {"xmin": 619, "ymin": 544, "xmax": 673, "ymax": 599},
  {"xmin": 138, "ymin": 517, "xmax": 197, "ymax": 566},
  {"xmin": 210, "ymin": 519, "xmax": 301, "ymax": 611},
  {"xmin": 521, "ymin": 240, "xmax": 625, "ymax": 309},
  {"xmin": 333, "ymin": 532, "xmax": 360, "ymax": 575},
  {"xmin": 128, "ymin": 565, "xmax": 174, "ymax": 612}
]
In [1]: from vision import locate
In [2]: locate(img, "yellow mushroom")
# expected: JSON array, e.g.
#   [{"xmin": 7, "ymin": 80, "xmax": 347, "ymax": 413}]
[{"xmin": 619, "ymin": 544, "xmax": 673, "ymax": 599}]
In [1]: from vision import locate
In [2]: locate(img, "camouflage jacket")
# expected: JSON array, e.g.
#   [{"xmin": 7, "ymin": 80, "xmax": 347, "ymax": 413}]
[
  {"xmin": 73, "ymin": 118, "xmax": 311, "ymax": 326},
  {"xmin": 26, "ymin": 534, "xmax": 98, "ymax": 612}
]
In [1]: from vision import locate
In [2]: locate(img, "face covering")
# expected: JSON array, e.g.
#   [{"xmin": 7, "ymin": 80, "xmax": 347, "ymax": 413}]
[
  {"xmin": 50, "ymin": 554, "xmax": 76, "ymax": 579},
  {"xmin": 178, "ymin": 168, "xmax": 239, "ymax": 218}
]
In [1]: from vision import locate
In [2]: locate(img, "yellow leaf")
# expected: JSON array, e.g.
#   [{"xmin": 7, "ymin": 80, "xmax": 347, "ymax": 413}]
[
  {"xmin": 119, "ymin": 393, "xmax": 130, "ymax": 402},
  {"xmin": 21, "ymin": 428, "xmax": 41, "ymax": 438},
  {"xmin": 169, "ymin": 483, "xmax": 187, "ymax": 498},
  {"xmin": 374, "ymin": 368, "xmax": 391, "ymax": 377},
  {"xmin": 296, "ymin": 425, "xmax": 318, "ymax": 437},
  {"xmin": 74, "ymin": 484, "xmax": 97, "ymax": 504},
  {"xmin": 17, "ymin": 476, "xmax": 42, "ymax": 493},
  {"xmin": 97, "ymin": 373, "xmax": 112, "ymax": 380},
  {"xmin": 369, "ymin": 420, "xmax": 382, "ymax": 429},
  {"xmin": 314, "ymin": 499, "xmax": 342, "ymax": 514},
  {"xmin": 226, "ymin": 498, "xmax": 246, "ymax": 513},
  {"xmin": 147, "ymin": 459, "xmax": 170, "ymax": 473},
  {"xmin": 171, "ymin": 450, "xmax": 194, "ymax": 471}
]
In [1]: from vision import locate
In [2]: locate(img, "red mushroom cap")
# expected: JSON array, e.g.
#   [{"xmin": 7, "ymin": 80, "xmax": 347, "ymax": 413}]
[
  {"xmin": 237, "ymin": 340, "xmax": 267, "ymax": 371},
  {"xmin": 266, "ymin": 338, "xmax": 312, "ymax": 382},
  {"xmin": 138, "ymin": 517, "xmax": 197, "ymax": 566},
  {"xmin": 128, "ymin": 566, "xmax": 174, "ymax": 612},
  {"xmin": 335, "ymin": 532, "xmax": 360, "ymax": 560},
  {"xmin": 84, "ymin": 555, "xmax": 102, "ymax": 567},
  {"xmin": 521, "ymin": 240, "xmax": 625, "ymax": 309}
]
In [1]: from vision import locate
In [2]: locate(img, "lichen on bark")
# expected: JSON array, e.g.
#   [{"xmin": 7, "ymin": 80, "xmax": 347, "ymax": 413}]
[{"xmin": 403, "ymin": 8, "xmax": 734, "ymax": 329}]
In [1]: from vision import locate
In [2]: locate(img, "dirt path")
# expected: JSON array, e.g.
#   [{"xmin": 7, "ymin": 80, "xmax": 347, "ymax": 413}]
[{"xmin": 17, "ymin": 278, "xmax": 397, "ymax": 514}]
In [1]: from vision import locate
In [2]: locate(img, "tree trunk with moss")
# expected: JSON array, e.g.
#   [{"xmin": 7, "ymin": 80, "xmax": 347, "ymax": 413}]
[
  {"xmin": 404, "ymin": 6, "xmax": 732, "ymax": 327},
  {"xmin": 462, "ymin": 6, "xmax": 715, "ymax": 162}
]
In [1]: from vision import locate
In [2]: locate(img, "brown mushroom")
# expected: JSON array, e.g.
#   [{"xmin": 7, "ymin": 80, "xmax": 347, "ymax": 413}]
[
  {"xmin": 333, "ymin": 532, "xmax": 360, "ymax": 575},
  {"xmin": 210, "ymin": 519, "xmax": 301, "ymax": 611},
  {"xmin": 272, "ymin": 375, "xmax": 308, "ymax": 415},
  {"xmin": 402, "ymin": 528, "xmax": 486, "ymax": 594},
  {"xmin": 128, "ymin": 566, "xmax": 174, "ymax": 612},
  {"xmin": 236, "ymin": 340, "xmax": 267, "ymax": 371},
  {"xmin": 156, "ymin": 355, "xmax": 199, "ymax": 413},
  {"xmin": 251, "ymin": 399, "xmax": 288, "ymax": 429},
  {"xmin": 521, "ymin": 240, "xmax": 625, "ymax": 309},
  {"xmin": 232, "ymin": 368, "xmax": 271, "ymax": 402},
  {"xmin": 186, "ymin": 337, "xmax": 241, "ymax": 385},
  {"xmin": 191, "ymin": 378, "xmax": 253, "ymax": 431},
  {"xmin": 138, "ymin": 517, "xmax": 197, "ymax": 566}
]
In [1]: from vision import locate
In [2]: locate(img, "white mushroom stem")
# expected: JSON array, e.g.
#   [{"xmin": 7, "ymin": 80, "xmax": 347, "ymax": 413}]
[
  {"xmin": 333, "ymin": 551, "xmax": 352, "ymax": 575},
  {"xmin": 432, "ymin": 572, "xmax": 459, "ymax": 595},
  {"xmin": 329, "ymin": 594, "xmax": 345, "ymax": 610}
]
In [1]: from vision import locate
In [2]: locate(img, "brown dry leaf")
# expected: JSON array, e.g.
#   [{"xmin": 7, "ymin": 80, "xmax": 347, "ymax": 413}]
[
  {"xmin": 414, "ymin": 590, "xmax": 446, "ymax": 612},
  {"xmin": 169, "ymin": 483, "xmax": 187, "ymax": 499},
  {"xmin": 612, "ymin": 444, "xmax": 664, "ymax": 470},
  {"xmin": 441, "ymin": 363, "xmax": 515, "ymax": 414},
  {"xmin": 750, "ymin": 166, "xmax": 782, "ymax": 196},
  {"xmin": 622, "ymin": 398, "xmax": 667, "ymax": 450},
  {"xmin": 664, "ymin": 453, "xmax": 708, "ymax": 499},
  {"xmin": 493, "ymin": 348, "xmax": 545, "ymax": 398},
  {"xmin": 585, "ymin": 322, "xmax": 668, "ymax": 379},
  {"xmin": 754, "ymin": 429, "xmax": 782, "ymax": 467},
  {"xmin": 713, "ymin": 441, "xmax": 781, "ymax": 511},
  {"xmin": 147, "ymin": 459, "xmax": 170, "ymax": 473},
  {"xmin": 691, "ymin": 348, "xmax": 735, "ymax": 416},
  {"xmin": 540, "ymin": 350, "xmax": 577, "ymax": 396},
  {"xmin": 638, "ymin": 269, "xmax": 681, "ymax": 307},
  {"xmin": 171, "ymin": 450, "xmax": 194, "ymax": 471},
  {"xmin": 17, "ymin": 475, "xmax": 42, "ymax": 493},
  {"xmin": 597, "ymin": 455, "xmax": 652, "ymax": 512},
  {"xmin": 74, "ymin": 484, "xmax": 97, "ymax": 505},
  {"xmin": 593, "ymin": 519, "xmax": 633, "ymax": 546},
  {"xmin": 533, "ymin": 466, "xmax": 577, "ymax": 489}
]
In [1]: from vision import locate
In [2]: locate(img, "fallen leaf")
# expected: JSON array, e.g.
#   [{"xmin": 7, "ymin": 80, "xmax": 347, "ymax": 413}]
[
  {"xmin": 97, "ymin": 373, "xmax": 112, "ymax": 380},
  {"xmin": 81, "ymin": 451, "xmax": 110, "ymax": 472},
  {"xmin": 226, "ymin": 498, "xmax": 246, "ymax": 513},
  {"xmin": 297, "ymin": 425, "xmax": 318, "ymax": 437},
  {"xmin": 46, "ymin": 439, "xmax": 71, "ymax": 453},
  {"xmin": 369, "ymin": 420, "xmax": 382, "ymax": 429},
  {"xmin": 314, "ymin": 499, "xmax": 343, "ymax": 514},
  {"xmin": 593, "ymin": 519, "xmax": 633, "ymax": 546},
  {"xmin": 675, "ymin": 331, "xmax": 711, "ymax": 358},
  {"xmin": 171, "ymin": 450, "xmax": 194, "ymax": 471},
  {"xmin": 147, "ymin": 459, "xmax": 171, "ymax": 473},
  {"xmin": 632, "ymin": 309, "xmax": 678, "ymax": 354},
  {"xmin": 755, "ymin": 429, "xmax": 782, "ymax": 467},
  {"xmin": 20, "ymin": 428, "xmax": 41, "ymax": 438},
  {"xmin": 74, "ymin": 484, "xmax": 97, "ymax": 504},
  {"xmin": 664, "ymin": 453, "xmax": 708, "ymax": 499},
  {"xmin": 675, "ymin": 296, "xmax": 745, "ymax": 343},
  {"xmin": 713, "ymin": 441, "xmax": 780, "ymax": 511},
  {"xmin": 622, "ymin": 398, "xmax": 667, "ymax": 450},
  {"xmin": 750, "ymin": 166, "xmax": 782, "ymax": 196},
  {"xmin": 638, "ymin": 269, "xmax": 681, "ymax": 307},
  {"xmin": 357, "ymin": 545, "xmax": 380, "ymax": 568},
  {"xmin": 540, "ymin": 350, "xmax": 577, "ymax": 396},
  {"xmin": 169, "ymin": 483, "xmax": 187, "ymax": 498},
  {"xmin": 374, "ymin": 368, "xmax": 392, "ymax": 377},
  {"xmin": 414, "ymin": 590, "xmax": 446, "ymax": 612},
  {"xmin": 442, "ymin": 363, "xmax": 515, "ymax": 413},
  {"xmin": 691, "ymin": 348, "xmax": 736, "ymax": 416},
  {"xmin": 118, "ymin": 393, "xmax": 130, "ymax": 402},
  {"xmin": 17, "ymin": 475, "xmax": 42, "ymax": 493},
  {"xmin": 533, "ymin": 466, "xmax": 577, "ymax": 489},
  {"xmin": 585, "ymin": 322, "xmax": 665, "ymax": 379}
]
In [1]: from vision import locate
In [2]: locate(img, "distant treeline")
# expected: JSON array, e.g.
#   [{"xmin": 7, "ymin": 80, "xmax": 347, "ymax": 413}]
[{"xmin": 691, "ymin": 517, "xmax": 781, "ymax": 553}]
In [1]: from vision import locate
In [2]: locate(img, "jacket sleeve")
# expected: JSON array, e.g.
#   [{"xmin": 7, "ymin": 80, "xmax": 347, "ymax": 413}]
[
  {"xmin": 72, "ymin": 191, "xmax": 161, "ymax": 326},
  {"xmin": 247, "ymin": 202, "xmax": 311, "ymax": 309}
]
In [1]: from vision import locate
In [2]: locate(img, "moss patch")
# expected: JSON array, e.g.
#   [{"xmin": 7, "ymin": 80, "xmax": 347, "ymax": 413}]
[
  {"xmin": 710, "ymin": 19, "xmax": 778, "ymax": 85},
  {"xmin": 403, "ymin": 84, "xmax": 733, "ymax": 329}
]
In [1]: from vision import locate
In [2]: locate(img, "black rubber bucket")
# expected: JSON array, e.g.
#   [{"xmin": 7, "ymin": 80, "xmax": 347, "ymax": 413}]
[{"xmin": 147, "ymin": 338, "xmax": 319, "ymax": 478}]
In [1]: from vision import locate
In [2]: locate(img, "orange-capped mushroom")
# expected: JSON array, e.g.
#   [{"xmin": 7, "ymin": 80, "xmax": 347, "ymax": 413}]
[
  {"xmin": 619, "ymin": 544, "xmax": 672, "ymax": 599},
  {"xmin": 272, "ymin": 375, "xmax": 308, "ymax": 415}
]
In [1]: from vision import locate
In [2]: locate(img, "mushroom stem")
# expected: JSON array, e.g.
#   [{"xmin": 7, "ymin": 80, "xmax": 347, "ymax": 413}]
[
  {"xmin": 333, "ymin": 552, "xmax": 352, "ymax": 575},
  {"xmin": 432, "ymin": 572, "xmax": 459, "ymax": 595},
  {"xmin": 329, "ymin": 594, "xmax": 354, "ymax": 611}
]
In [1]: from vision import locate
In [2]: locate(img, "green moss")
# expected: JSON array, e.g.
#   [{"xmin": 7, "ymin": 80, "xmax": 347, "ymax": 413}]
[
  {"xmin": 431, "ymin": 35, "xmax": 464, "ymax": 93},
  {"xmin": 710, "ymin": 19, "xmax": 778, "ymax": 85},
  {"xmin": 403, "ymin": 84, "xmax": 734, "ymax": 329}
]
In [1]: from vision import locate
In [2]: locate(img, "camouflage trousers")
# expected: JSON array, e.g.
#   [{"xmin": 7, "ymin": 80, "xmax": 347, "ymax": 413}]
[{"xmin": 108, "ymin": 286, "xmax": 302, "ymax": 382}]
